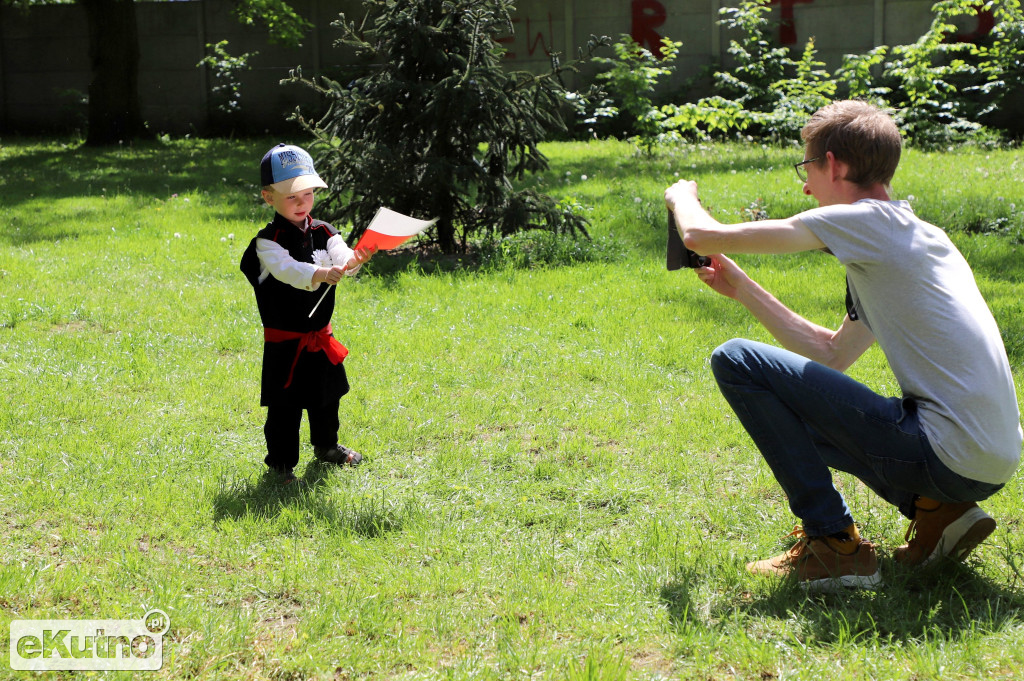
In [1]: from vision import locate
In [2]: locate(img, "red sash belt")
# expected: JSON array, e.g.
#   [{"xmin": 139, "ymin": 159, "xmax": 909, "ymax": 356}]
[{"xmin": 264, "ymin": 324, "xmax": 349, "ymax": 389}]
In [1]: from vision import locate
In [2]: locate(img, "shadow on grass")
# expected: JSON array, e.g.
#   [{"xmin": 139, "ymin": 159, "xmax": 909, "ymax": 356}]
[
  {"xmin": 954, "ymin": 233, "xmax": 1024, "ymax": 287},
  {"xmin": 2, "ymin": 139, "xmax": 270, "ymax": 201},
  {"xmin": 661, "ymin": 558, "xmax": 1024, "ymax": 645},
  {"xmin": 358, "ymin": 245, "xmax": 483, "ymax": 282},
  {"xmin": 353, "ymin": 228, "xmax": 624, "ymax": 282},
  {"xmin": 2, "ymin": 138, "xmax": 273, "ymax": 247},
  {"xmin": 210, "ymin": 461, "xmax": 418, "ymax": 538}
]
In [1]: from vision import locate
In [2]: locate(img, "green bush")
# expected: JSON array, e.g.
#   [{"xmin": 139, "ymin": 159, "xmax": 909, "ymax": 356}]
[
  {"xmin": 590, "ymin": 35, "xmax": 682, "ymax": 152},
  {"xmin": 196, "ymin": 40, "xmax": 258, "ymax": 118},
  {"xmin": 842, "ymin": 0, "xmax": 1024, "ymax": 147},
  {"xmin": 839, "ymin": 1, "xmax": 989, "ymax": 147},
  {"xmin": 656, "ymin": 0, "xmax": 834, "ymax": 142},
  {"xmin": 476, "ymin": 218, "xmax": 622, "ymax": 270},
  {"xmin": 712, "ymin": 0, "xmax": 792, "ymax": 112},
  {"xmin": 601, "ymin": 0, "xmax": 1024, "ymax": 147}
]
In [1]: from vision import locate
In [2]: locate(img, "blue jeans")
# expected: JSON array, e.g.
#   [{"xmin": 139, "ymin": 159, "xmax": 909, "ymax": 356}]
[{"xmin": 711, "ymin": 339, "xmax": 1003, "ymax": 537}]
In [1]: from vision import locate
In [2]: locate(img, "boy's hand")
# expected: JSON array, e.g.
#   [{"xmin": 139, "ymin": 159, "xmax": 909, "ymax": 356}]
[
  {"xmin": 314, "ymin": 266, "xmax": 348, "ymax": 286},
  {"xmin": 342, "ymin": 246, "xmax": 378, "ymax": 275},
  {"xmin": 348, "ymin": 246, "xmax": 377, "ymax": 268},
  {"xmin": 313, "ymin": 247, "xmax": 378, "ymax": 286}
]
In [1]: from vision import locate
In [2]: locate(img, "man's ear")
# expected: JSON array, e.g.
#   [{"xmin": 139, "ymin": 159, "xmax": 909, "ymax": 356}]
[{"xmin": 825, "ymin": 151, "xmax": 849, "ymax": 183}]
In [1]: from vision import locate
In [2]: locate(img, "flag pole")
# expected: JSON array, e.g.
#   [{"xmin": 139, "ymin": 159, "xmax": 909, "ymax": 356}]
[{"xmin": 309, "ymin": 284, "xmax": 333, "ymax": 318}]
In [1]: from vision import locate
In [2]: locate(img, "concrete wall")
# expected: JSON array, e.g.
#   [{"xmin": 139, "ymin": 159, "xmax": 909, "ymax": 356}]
[{"xmin": 0, "ymin": 0, "xmax": 1002, "ymax": 136}]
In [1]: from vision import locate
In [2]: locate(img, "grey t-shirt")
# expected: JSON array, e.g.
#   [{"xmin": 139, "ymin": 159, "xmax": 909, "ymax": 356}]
[{"xmin": 796, "ymin": 199, "xmax": 1022, "ymax": 484}]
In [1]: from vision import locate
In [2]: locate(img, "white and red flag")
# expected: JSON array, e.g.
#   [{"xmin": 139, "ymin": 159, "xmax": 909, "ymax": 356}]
[
  {"xmin": 355, "ymin": 207, "xmax": 437, "ymax": 251},
  {"xmin": 308, "ymin": 208, "xmax": 436, "ymax": 318}
]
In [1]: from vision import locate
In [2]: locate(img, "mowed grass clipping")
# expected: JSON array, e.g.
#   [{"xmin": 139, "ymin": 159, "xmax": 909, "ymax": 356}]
[{"xmin": 1, "ymin": 137, "xmax": 1023, "ymax": 680}]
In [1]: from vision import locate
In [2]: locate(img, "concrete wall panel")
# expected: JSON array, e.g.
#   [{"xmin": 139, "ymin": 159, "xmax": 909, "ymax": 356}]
[{"xmin": 0, "ymin": 0, "xmax": 1009, "ymax": 135}]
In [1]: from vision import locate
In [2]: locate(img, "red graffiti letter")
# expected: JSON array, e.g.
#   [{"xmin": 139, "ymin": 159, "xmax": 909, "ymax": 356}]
[
  {"xmin": 631, "ymin": 0, "xmax": 667, "ymax": 58},
  {"xmin": 526, "ymin": 14, "xmax": 555, "ymax": 57},
  {"xmin": 769, "ymin": 0, "xmax": 813, "ymax": 46},
  {"xmin": 496, "ymin": 17, "xmax": 520, "ymax": 60},
  {"xmin": 950, "ymin": 7, "xmax": 995, "ymax": 43}
]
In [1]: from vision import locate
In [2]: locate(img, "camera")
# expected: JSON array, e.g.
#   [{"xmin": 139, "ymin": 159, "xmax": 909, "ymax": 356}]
[{"xmin": 666, "ymin": 209, "xmax": 711, "ymax": 270}]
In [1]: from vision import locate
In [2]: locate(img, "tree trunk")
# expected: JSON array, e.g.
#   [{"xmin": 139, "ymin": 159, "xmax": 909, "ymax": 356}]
[{"xmin": 80, "ymin": 0, "xmax": 151, "ymax": 145}]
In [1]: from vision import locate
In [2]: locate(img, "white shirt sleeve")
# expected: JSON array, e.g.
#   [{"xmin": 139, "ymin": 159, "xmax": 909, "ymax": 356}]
[
  {"xmin": 254, "ymin": 238, "xmax": 318, "ymax": 290},
  {"xmin": 326, "ymin": 234, "xmax": 362, "ymax": 276}
]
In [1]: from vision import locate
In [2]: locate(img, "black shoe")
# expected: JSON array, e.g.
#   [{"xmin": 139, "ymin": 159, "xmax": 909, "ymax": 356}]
[
  {"xmin": 267, "ymin": 467, "xmax": 305, "ymax": 488},
  {"xmin": 313, "ymin": 444, "xmax": 363, "ymax": 466}
]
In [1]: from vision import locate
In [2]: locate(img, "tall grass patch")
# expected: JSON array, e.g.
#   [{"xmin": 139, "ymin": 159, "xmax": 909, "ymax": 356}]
[{"xmin": 1, "ymin": 137, "xmax": 1022, "ymax": 680}]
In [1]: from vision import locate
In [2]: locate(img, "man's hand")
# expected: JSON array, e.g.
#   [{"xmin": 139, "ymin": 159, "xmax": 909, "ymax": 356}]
[
  {"xmin": 696, "ymin": 253, "xmax": 750, "ymax": 300},
  {"xmin": 665, "ymin": 179, "xmax": 717, "ymax": 255},
  {"xmin": 664, "ymin": 179, "xmax": 701, "ymax": 211}
]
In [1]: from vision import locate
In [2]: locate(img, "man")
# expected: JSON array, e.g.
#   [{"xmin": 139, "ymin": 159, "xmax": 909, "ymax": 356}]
[{"xmin": 665, "ymin": 100, "xmax": 1021, "ymax": 592}]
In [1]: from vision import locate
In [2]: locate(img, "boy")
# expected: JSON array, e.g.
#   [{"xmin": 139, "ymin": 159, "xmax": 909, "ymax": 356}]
[
  {"xmin": 240, "ymin": 143, "xmax": 375, "ymax": 486},
  {"xmin": 666, "ymin": 100, "xmax": 1021, "ymax": 592}
]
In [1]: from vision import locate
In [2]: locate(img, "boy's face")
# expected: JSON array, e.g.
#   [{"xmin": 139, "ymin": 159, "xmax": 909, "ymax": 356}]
[{"xmin": 262, "ymin": 187, "xmax": 316, "ymax": 227}]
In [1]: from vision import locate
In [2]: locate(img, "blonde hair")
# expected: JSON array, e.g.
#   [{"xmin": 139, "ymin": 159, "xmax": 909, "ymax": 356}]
[{"xmin": 801, "ymin": 100, "xmax": 902, "ymax": 188}]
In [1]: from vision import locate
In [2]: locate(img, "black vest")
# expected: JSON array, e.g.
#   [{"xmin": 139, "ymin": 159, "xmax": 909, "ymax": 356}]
[
  {"xmin": 240, "ymin": 213, "xmax": 350, "ymax": 406},
  {"xmin": 240, "ymin": 213, "xmax": 340, "ymax": 332}
]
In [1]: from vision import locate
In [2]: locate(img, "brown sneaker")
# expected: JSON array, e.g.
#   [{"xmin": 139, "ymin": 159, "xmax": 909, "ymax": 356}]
[
  {"xmin": 893, "ymin": 501, "xmax": 995, "ymax": 567},
  {"xmin": 747, "ymin": 527, "xmax": 882, "ymax": 593}
]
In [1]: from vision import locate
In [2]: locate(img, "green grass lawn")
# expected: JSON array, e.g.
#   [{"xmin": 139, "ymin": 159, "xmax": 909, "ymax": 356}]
[{"xmin": 1, "ymin": 136, "xmax": 1023, "ymax": 680}]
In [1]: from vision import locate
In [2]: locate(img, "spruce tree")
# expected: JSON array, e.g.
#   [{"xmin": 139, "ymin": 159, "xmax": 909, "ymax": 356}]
[{"xmin": 285, "ymin": 0, "xmax": 604, "ymax": 253}]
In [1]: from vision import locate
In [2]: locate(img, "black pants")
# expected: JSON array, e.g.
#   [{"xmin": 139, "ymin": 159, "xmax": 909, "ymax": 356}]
[{"xmin": 263, "ymin": 400, "xmax": 340, "ymax": 471}]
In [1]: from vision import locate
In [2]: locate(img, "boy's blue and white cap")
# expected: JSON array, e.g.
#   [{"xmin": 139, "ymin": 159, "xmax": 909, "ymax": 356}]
[{"xmin": 260, "ymin": 143, "xmax": 328, "ymax": 194}]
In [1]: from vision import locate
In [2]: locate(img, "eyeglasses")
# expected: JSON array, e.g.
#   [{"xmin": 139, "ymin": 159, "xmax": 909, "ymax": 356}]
[{"xmin": 793, "ymin": 157, "xmax": 820, "ymax": 182}]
